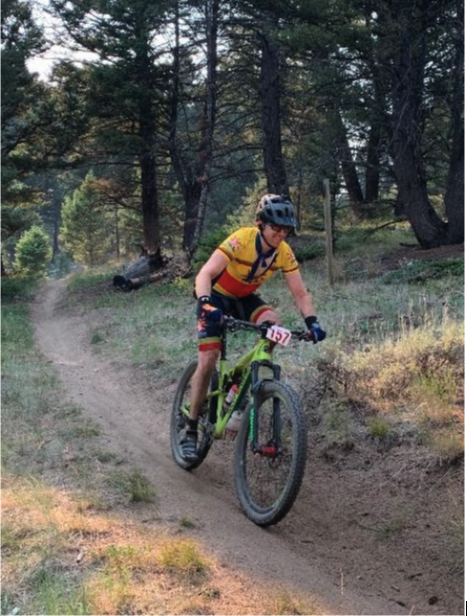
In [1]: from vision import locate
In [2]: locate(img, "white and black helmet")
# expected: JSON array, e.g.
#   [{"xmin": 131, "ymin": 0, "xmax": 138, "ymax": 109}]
[{"xmin": 256, "ymin": 194, "xmax": 296, "ymax": 228}]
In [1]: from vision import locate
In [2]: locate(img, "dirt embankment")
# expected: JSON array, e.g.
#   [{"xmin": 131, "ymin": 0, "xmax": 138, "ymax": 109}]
[{"xmin": 32, "ymin": 279, "xmax": 463, "ymax": 616}]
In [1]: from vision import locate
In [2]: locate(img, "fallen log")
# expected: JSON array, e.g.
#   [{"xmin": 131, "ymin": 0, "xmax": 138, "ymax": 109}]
[
  {"xmin": 113, "ymin": 247, "xmax": 167, "ymax": 291},
  {"xmin": 113, "ymin": 248, "xmax": 192, "ymax": 291}
]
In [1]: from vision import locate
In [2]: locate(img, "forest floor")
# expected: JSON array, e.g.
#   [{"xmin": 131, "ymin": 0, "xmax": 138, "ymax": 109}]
[{"xmin": 29, "ymin": 267, "xmax": 464, "ymax": 616}]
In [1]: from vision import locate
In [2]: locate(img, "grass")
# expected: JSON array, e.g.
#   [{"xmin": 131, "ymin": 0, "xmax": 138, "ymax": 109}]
[
  {"xmin": 367, "ymin": 416, "xmax": 391, "ymax": 441},
  {"xmin": 109, "ymin": 469, "xmax": 156, "ymax": 503},
  {"xmin": 266, "ymin": 589, "xmax": 323, "ymax": 615},
  {"xmin": 3, "ymin": 233, "xmax": 463, "ymax": 613},
  {"xmin": 65, "ymin": 237, "xmax": 464, "ymax": 467},
  {"xmin": 381, "ymin": 258, "xmax": 464, "ymax": 285},
  {"xmin": 1, "ymin": 277, "xmax": 340, "ymax": 615},
  {"xmin": 179, "ymin": 516, "xmax": 196, "ymax": 529},
  {"xmin": 159, "ymin": 538, "xmax": 209, "ymax": 577}
]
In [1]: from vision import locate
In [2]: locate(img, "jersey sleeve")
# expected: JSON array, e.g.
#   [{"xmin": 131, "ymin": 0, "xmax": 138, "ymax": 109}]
[
  {"xmin": 216, "ymin": 228, "xmax": 248, "ymax": 261},
  {"xmin": 278, "ymin": 242, "xmax": 299, "ymax": 275}
]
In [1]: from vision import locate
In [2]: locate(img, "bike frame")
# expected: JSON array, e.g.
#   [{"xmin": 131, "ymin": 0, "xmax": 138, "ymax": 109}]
[{"xmin": 208, "ymin": 325, "xmax": 277, "ymax": 439}]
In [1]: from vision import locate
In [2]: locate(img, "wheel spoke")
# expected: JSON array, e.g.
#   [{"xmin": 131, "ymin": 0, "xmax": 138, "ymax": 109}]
[
  {"xmin": 234, "ymin": 381, "xmax": 307, "ymax": 526},
  {"xmin": 244, "ymin": 394, "xmax": 295, "ymax": 508},
  {"xmin": 170, "ymin": 360, "xmax": 217, "ymax": 470}
]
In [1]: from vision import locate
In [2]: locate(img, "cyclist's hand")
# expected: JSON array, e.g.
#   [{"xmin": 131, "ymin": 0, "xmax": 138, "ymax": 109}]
[
  {"xmin": 304, "ymin": 316, "xmax": 326, "ymax": 343},
  {"xmin": 197, "ymin": 295, "xmax": 222, "ymax": 324}
]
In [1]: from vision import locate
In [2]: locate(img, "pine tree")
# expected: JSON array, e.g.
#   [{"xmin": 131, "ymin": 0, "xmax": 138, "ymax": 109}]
[
  {"xmin": 14, "ymin": 226, "xmax": 52, "ymax": 277},
  {"xmin": 61, "ymin": 173, "xmax": 112, "ymax": 266}
]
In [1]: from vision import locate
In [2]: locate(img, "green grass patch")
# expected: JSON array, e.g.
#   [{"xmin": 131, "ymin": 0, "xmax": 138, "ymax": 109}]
[
  {"xmin": 32, "ymin": 570, "xmax": 92, "ymax": 615},
  {"xmin": 382, "ymin": 258, "xmax": 464, "ymax": 285},
  {"xmin": 179, "ymin": 516, "xmax": 196, "ymax": 529},
  {"xmin": 293, "ymin": 243, "xmax": 325, "ymax": 263},
  {"xmin": 266, "ymin": 589, "xmax": 323, "ymax": 615},
  {"xmin": 109, "ymin": 469, "xmax": 156, "ymax": 503},
  {"xmin": 159, "ymin": 539, "xmax": 209, "ymax": 576},
  {"xmin": 1, "ymin": 276, "xmax": 38, "ymax": 303},
  {"xmin": 90, "ymin": 330, "xmax": 106, "ymax": 344},
  {"xmin": 67, "ymin": 270, "xmax": 116, "ymax": 292},
  {"xmin": 367, "ymin": 416, "xmax": 390, "ymax": 441}
]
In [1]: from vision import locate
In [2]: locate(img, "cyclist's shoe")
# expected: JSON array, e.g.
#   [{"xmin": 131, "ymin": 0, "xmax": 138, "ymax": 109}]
[{"xmin": 180, "ymin": 429, "xmax": 199, "ymax": 462}]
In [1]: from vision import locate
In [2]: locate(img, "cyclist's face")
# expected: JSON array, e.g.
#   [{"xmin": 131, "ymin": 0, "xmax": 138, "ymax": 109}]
[{"xmin": 263, "ymin": 223, "xmax": 292, "ymax": 247}]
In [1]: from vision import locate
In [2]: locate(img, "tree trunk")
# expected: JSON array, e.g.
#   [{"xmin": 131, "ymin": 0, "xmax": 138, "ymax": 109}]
[
  {"xmin": 365, "ymin": 121, "xmax": 382, "ymax": 203},
  {"xmin": 444, "ymin": 0, "xmax": 464, "ymax": 245},
  {"xmin": 114, "ymin": 206, "xmax": 121, "ymax": 259},
  {"xmin": 139, "ymin": 119, "xmax": 159, "ymax": 254},
  {"xmin": 336, "ymin": 111, "xmax": 365, "ymax": 218},
  {"xmin": 183, "ymin": 184, "xmax": 201, "ymax": 250},
  {"xmin": 168, "ymin": 0, "xmax": 219, "ymax": 256},
  {"xmin": 189, "ymin": 0, "xmax": 220, "ymax": 255},
  {"xmin": 258, "ymin": 30, "xmax": 289, "ymax": 197},
  {"xmin": 390, "ymin": 3, "xmax": 448, "ymax": 248},
  {"xmin": 135, "ymin": 20, "xmax": 160, "ymax": 255}
]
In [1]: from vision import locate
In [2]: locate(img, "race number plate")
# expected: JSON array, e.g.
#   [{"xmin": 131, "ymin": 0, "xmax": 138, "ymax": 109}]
[{"xmin": 266, "ymin": 325, "xmax": 292, "ymax": 346}]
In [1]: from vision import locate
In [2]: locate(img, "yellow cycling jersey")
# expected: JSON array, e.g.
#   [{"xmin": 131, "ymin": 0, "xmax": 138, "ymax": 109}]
[{"xmin": 213, "ymin": 227, "xmax": 299, "ymax": 298}]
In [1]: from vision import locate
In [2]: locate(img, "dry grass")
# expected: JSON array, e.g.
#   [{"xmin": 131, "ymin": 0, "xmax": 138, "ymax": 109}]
[
  {"xmin": 317, "ymin": 318, "xmax": 464, "ymax": 463},
  {"xmin": 265, "ymin": 588, "xmax": 324, "ymax": 615},
  {"xmin": 2, "ymin": 474, "xmax": 327, "ymax": 615},
  {"xmin": 2, "ymin": 287, "xmax": 327, "ymax": 616}
]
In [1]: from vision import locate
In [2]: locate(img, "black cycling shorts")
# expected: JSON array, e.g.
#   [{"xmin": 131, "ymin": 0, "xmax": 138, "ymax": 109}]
[{"xmin": 197, "ymin": 291, "xmax": 272, "ymax": 351}]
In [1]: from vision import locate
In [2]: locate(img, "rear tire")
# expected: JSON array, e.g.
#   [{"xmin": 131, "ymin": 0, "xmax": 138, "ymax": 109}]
[
  {"xmin": 170, "ymin": 360, "xmax": 218, "ymax": 471},
  {"xmin": 234, "ymin": 380, "xmax": 307, "ymax": 526}
]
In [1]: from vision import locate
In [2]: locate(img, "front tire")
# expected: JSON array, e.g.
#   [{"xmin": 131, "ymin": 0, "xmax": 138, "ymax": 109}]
[
  {"xmin": 234, "ymin": 380, "xmax": 307, "ymax": 526},
  {"xmin": 170, "ymin": 360, "xmax": 218, "ymax": 471}
]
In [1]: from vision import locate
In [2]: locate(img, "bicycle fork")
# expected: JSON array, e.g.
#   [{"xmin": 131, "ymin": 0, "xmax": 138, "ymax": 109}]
[{"xmin": 250, "ymin": 361, "xmax": 282, "ymax": 457}]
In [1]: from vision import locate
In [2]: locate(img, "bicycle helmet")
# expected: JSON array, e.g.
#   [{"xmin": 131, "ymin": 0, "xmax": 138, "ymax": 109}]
[{"xmin": 256, "ymin": 194, "xmax": 297, "ymax": 228}]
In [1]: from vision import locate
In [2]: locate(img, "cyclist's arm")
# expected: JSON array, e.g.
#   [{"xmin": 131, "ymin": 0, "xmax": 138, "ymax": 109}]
[
  {"xmin": 285, "ymin": 270, "xmax": 316, "ymax": 318},
  {"xmin": 195, "ymin": 250, "xmax": 229, "ymax": 298}
]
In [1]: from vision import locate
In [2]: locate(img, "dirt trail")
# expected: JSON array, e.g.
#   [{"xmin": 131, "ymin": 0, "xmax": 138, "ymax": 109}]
[{"xmin": 32, "ymin": 280, "xmax": 461, "ymax": 615}]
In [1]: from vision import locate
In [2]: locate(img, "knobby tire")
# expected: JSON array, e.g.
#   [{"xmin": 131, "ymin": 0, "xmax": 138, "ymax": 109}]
[
  {"xmin": 234, "ymin": 380, "xmax": 307, "ymax": 526},
  {"xmin": 170, "ymin": 359, "xmax": 217, "ymax": 471}
]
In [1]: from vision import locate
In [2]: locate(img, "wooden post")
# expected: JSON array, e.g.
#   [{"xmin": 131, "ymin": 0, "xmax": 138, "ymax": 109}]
[{"xmin": 323, "ymin": 179, "xmax": 335, "ymax": 286}]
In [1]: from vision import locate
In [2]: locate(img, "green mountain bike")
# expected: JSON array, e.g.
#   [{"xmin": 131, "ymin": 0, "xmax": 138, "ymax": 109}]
[{"xmin": 171, "ymin": 316, "xmax": 310, "ymax": 526}]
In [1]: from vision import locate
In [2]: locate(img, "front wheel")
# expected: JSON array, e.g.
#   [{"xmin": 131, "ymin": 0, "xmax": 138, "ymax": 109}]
[
  {"xmin": 171, "ymin": 360, "xmax": 218, "ymax": 471},
  {"xmin": 234, "ymin": 381, "xmax": 307, "ymax": 526}
]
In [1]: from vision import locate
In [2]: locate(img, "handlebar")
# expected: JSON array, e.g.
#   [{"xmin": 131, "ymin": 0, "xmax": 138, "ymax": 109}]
[{"xmin": 222, "ymin": 316, "xmax": 310, "ymax": 341}]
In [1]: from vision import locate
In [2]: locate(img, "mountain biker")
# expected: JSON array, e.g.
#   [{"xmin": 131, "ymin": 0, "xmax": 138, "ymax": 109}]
[{"xmin": 181, "ymin": 194, "xmax": 326, "ymax": 462}]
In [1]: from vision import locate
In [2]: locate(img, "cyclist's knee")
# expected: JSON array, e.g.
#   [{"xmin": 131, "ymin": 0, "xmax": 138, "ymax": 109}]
[
  {"xmin": 198, "ymin": 349, "xmax": 219, "ymax": 372},
  {"xmin": 256, "ymin": 310, "xmax": 280, "ymax": 325}
]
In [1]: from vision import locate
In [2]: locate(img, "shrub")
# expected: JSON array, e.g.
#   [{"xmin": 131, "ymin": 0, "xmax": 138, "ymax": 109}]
[
  {"xmin": 382, "ymin": 258, "xmax": 464, "ymax": 285},
  {"xmin": 293, "ymin": 243, "xmax": 325, "ymax": 262},
  {"xmin": 13, "ymin": 226, "xmax": 52, "ymax": 278},
  {"xmin": 1, "ymin": 277, "xmax": 37, "ymax": 302},
  {"xmin": 109, "ymin": 469, "xmax": 156, "ymax": 503},
  {"xmin": 192, "ymin": 227, "xmax": 229, "ymax": 272},
  {"xmin": 159, "ymin": 539, "xmax": 208, "ymax": 575}
]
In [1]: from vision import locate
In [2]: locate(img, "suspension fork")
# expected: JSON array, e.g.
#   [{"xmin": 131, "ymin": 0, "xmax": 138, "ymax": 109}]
[{"xmin": 250, "ymin": 360, "xmax": 281, "ymax": 454}]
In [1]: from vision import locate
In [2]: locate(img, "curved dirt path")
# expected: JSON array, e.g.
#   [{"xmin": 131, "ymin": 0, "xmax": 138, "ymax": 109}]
[{"xmin": 31, "ymin": 279, "xmax": 443, "ymax": 615}]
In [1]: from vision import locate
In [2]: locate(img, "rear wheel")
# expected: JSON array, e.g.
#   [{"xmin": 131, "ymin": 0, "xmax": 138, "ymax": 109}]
[
  {"xmin": 234, "ymin": 380, "xmax": 307, "ymax": 526},
  {"xmin": 170, "ymin": 360, "xmax": 218, "ymax": 471}
]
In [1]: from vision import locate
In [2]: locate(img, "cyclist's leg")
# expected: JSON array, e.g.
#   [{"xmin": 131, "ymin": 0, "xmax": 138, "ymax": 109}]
[
  {"xmin": 243, "ymin": 293, "xmax": 279, "ymax": 325},
  {"xmin": 189, "ymin": 292, "xmax": 225, "ymax": 421},
  {"xmin": 189, "ymin": 348, "xmax": 219, "ymax": 421},
  {"xmin": 244, "ymin": 295, "xmax": 280, "ymax": 352}
]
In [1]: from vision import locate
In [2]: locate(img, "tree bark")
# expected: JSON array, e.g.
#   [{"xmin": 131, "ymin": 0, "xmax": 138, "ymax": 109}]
[
  {"xmin": 389, "ymin": 2, "xmax": 448, "ymax": 248},
  {"xmin": 258, "ymin": 30, "xmax": 289, "ymax": 197},
  {"xmin": 189, "ymin": 0, "xmax": 220, "ymax": 255},
  {"xmin": 444, "ymin": 0, "xmax": 464, "ymax": 244},
  {"xmin": 336, "ymin": 111, "xmax": 365, "ymax": 218},
  {"xmin": 139, "ymin": 114, "xmax": 159, "ymax": 254},
  {"xmin": 168, "ymin": 0, "xmax": 219, "ymax": 256},
  {"xmin": 365, "ymin": 121, "xmax": 382, "ymax": 203}
]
